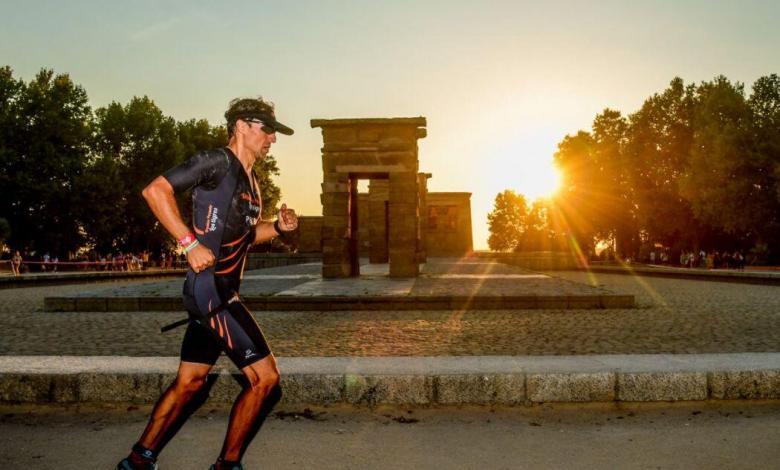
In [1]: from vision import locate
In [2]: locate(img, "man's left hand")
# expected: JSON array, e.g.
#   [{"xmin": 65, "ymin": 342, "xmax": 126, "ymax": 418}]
[{"xmin": 277, "ymin": 203, "xmax": 298, "ymax": 232}]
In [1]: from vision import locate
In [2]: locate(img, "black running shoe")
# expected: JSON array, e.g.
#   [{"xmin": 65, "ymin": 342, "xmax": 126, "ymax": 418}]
[{"xmin": 116, "ymin": 457, "xmax": 158, "ymax": 470}]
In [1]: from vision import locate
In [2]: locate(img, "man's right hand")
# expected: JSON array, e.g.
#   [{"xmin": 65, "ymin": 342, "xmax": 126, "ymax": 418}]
[{"xmin": 186, "ymin": 244, "xmax": 215, "ymax": 273}]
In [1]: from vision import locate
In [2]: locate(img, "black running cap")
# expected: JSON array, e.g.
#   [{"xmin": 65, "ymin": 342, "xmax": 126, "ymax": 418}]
[{"xmin": 225, "ymin": 98, "xmax": 294, "ymax": 136}]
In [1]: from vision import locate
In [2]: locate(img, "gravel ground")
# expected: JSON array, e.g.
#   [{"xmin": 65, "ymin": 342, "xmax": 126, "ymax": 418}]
[{"xmin": 0, "ymin": 272, "xmax": 778, "ymax": 356}]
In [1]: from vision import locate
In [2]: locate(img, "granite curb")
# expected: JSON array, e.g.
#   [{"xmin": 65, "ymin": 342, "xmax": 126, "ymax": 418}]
[{"xmin": 1, "ymin": 354, "xmax": 778, "ymax": 405}]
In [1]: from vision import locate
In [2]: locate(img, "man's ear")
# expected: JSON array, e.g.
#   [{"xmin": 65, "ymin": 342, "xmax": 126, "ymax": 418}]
[{"xmin": 235, "ymin": 119, "xmax": 246, "ymax": 135}]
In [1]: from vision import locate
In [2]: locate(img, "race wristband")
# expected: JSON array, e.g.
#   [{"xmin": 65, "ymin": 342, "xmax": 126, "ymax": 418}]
[
  {"xmin": 178, "ymin": 233, "xmax": 196, "ymax": 247},
  {"xmin": 182, "ymin": 239, "xmax": 200, "ymax": 254}
]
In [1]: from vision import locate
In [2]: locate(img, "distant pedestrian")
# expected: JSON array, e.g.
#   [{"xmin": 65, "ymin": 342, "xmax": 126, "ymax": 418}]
[
  {"xmin": 734, "ymin": 251, "xmax": 745, "ymax": 271},
  {"xmin": 11, "ymin": 250, "xmax": 22, "ymax": 276}
]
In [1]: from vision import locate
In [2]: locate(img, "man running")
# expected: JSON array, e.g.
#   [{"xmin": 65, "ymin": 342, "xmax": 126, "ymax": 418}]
[{"xmin": 117, "ymin": 97, "xmax": 297, "ymax": 470}]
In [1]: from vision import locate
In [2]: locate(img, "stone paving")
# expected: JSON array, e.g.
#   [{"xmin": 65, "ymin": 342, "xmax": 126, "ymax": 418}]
[
  {"xmin": 0, "ymin": 269, "xmax": 778, "ymax": 357},
  {"xmin": 44, "ymin": 259, "xmax": 630, "ymax": 311}
]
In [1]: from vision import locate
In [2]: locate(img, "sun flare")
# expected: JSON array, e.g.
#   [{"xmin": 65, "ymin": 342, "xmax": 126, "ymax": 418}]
[{"xmin": 519, "ymin": 160, "xmax": 562, "ymax": 202}]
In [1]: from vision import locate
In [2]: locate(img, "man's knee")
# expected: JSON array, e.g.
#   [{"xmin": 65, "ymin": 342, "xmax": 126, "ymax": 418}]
[
  {"xmin": 174, "ymin": 373, "xmax": 208, "ymax": 396},
  {"xmin": 243, "ymin": 360, "xmax": 280, "ymax": 395},
  {"xmin": 247, "ymin": 370, "xmax": 279, "ymax": 391}
]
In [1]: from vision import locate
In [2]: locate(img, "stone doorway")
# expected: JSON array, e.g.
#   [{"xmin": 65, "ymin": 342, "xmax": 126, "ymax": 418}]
[{"xmin": 311, "ymin": 118, "xmax": 427, "ymax": 278}]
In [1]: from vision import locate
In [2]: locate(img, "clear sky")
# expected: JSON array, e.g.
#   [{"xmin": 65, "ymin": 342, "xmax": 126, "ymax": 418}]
[{"xmin": 2, "ymin": 0, "xmax": 778, "ymax": 249}]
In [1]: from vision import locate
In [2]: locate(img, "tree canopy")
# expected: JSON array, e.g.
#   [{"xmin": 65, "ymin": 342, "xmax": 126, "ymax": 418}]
[
  {"xmin": 489, "ymin": 74, "xmax": 780, "ymax": 263},
  {"xmin": 0, "ymin": 66, "xmax": 284, "ymax": 257}
]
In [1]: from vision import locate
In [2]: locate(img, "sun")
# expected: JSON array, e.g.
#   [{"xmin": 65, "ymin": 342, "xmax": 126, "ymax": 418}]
[{"xmin": 519, "ymin": 160, "xmax": 561, "ymax": 201}]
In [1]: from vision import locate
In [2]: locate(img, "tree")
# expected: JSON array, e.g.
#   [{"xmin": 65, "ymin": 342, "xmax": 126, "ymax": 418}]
[
  {"xmin": 0, "ymin": 217, "xmax": 10, "ymax": 253},
  {"xmin": 487, "ymin": 190, "xmax": 528, "ymax": 251},
  {"xmin": 79, "ymin": 96, "xmax": 182, "ymax": 254},
  {"xmin": 0, "ymin": 68, "xmax": 92, "ymax": 256},
  {"xmin": 625, "ymin": 77, "xmax": 701, "ymax": 250}
]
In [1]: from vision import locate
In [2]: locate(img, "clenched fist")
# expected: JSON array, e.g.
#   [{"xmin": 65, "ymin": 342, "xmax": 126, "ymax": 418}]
[
  {"xmin": 277, "ymin": 203, "xmax": 298, "ymax": 232},
  {"xmin": 187, "ymin": 243, "xmax": 215, "ymax": 273}
]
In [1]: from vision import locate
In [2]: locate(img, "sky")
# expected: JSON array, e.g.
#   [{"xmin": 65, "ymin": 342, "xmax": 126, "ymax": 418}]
[{"xmin": 2, "ymin": 0, "xmax": 778, "ymax": 249}]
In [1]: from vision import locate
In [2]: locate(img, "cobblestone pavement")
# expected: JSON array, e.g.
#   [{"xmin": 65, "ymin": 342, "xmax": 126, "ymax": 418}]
[{"xmin": 0, "ymin": 272, "xmax": 778, "ymax": 356}]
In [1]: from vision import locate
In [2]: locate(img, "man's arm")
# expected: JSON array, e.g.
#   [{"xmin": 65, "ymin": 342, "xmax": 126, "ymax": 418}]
[
  {"xmin": 142, "ymin": 176, "xmax": 215, "ymax": 273},
  {"xmin": 253, "ymin": 203, "xmax": 298, "ymax": 245}
]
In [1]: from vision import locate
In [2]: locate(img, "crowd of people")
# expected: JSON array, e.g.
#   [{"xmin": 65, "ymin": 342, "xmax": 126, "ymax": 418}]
[
  {"xmin": 3, "ymin": 248, "xmax": 188, "ymax": 276},
  {"xmin": 648, "ymin": 249, "xmax": 746, "ymax": 270}
]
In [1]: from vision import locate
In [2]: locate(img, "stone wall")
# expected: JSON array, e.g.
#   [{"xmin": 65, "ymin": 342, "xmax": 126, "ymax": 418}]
[
  {"xmin": 425, "ymin": 192, "xmax": 473, "ymax": 256},
  {"xmin": 296, "ymin": 216, "xmax": 323, "ymax": 253}
]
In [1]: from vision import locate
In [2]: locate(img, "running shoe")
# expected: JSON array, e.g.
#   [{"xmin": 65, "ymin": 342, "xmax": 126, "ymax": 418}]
[{"xmin": 116, "ymin": 457, "xmax": 158, "ymax": 470}]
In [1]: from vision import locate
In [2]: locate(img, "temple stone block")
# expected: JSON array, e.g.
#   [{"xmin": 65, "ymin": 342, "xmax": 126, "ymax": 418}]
[
  {"xmin": 425, "ymin": 192, "xmax": 473, "ymax": 256},
  {"xmin": 312, "ymin": 118, "xmax": 426, "ymax": 278},
  {"xmin": 296, "ymin": 216, "xmax": 323, "ymax": 253}
]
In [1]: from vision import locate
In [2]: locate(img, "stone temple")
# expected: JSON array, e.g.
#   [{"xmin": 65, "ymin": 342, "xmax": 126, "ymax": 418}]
[{"xmin": 296, "ymin": 117, "xmax": 473, "ymax": 278}]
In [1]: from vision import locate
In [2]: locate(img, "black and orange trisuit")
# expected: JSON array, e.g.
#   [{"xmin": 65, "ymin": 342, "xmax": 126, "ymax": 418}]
[{"xmin": 163, "ymin": 147, "xmax": 271, "ymax": 369}]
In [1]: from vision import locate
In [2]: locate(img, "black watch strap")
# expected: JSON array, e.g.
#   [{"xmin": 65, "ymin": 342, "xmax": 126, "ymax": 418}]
[{"xmin": 273, "ymin": 219, "xmax": 283, "ymax": 235}]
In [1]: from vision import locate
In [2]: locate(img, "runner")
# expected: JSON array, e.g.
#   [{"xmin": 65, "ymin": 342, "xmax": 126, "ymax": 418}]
[{"xmin": 116, "ymin": 97, "xmax": 297, "ymax": 470}]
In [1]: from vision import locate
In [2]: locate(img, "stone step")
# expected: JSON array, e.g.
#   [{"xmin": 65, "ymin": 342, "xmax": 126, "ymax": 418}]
[{"xmin": 1, "ymin": 354, "xmax": 777, "ymax": 406}]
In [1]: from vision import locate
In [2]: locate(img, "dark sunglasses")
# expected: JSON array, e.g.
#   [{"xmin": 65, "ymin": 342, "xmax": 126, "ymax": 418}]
[{"xmin": 244, "ymin": 119, "xmax": 276, "ymax": 134}]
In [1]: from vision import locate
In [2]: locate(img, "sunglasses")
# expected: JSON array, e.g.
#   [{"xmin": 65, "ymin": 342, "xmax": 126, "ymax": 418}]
[{"xmin": 243, "ymin": 119, "xmax": 276, "ymax": 134}]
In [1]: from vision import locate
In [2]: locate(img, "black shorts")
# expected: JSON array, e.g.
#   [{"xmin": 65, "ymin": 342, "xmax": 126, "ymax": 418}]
[{"xmin": 180, "ymin": 299, "xmax": 272, "ymax": 369}]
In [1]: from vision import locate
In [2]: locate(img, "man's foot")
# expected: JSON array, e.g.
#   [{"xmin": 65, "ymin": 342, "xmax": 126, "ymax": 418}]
[{"xmin": 116, "ymin": 457, "xmax": 158, "ymax": 470}]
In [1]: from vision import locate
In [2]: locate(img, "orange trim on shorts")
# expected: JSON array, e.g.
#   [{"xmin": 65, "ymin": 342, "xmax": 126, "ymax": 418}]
[
  {"xmin": 215, "ymin": 256, "xmax": 243, "ymax": 275},
  {"xmin": 219, "ymin": 245, "xmax": 245, "ymax": 263},
  {"xmin": 222, "ymin": 231, "xmax": 250, "ymax": 248},
  {"xmin": 223, "ymin": 317, "xmax": 233, "ymax": 349}
]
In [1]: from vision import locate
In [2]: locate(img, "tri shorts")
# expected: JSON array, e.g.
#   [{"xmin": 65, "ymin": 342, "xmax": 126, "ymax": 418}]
[{"xmin": 180, "ymin": 298, "xmax": 271, "ymax": 369}]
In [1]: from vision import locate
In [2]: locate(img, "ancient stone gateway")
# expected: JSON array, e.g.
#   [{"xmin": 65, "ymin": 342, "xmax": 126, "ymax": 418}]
[{"xmin": 311, "ymin": 117, "xmax": 427, "ymax": 278}]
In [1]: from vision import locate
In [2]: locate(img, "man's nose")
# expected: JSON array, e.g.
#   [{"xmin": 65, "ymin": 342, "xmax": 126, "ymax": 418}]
[{"xmin": 270, "ymin": 133, "xmax": 277, "ymax": 143}]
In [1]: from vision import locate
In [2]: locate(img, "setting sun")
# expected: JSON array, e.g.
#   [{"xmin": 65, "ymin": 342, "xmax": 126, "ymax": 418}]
[{"xmin": 520, "ymin": 160, "xmax": 562, "ymax": 201}]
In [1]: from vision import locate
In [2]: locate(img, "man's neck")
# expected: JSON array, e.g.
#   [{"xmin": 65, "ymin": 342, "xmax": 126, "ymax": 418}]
[{"xmin": 228, "ymin": 141, "xmax": 256, "ymax": 173}]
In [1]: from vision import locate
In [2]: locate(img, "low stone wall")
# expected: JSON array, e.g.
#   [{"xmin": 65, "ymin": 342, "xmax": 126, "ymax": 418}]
[
  {"xmin": 245, "ymin": 253, "xmax": 322, "ymax": 270},
  {"xmin": 2, "ymin": 355, "xmax": 778, "ymax": 406},
  {"xmin": 472, "ymin": 251, "xmax": 584, "ymax": 271}
]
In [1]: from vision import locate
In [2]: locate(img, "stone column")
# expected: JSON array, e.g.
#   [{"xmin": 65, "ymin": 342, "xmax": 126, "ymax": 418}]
[
  {"xmin": 348, "ymin": 177, "xmax": 360, "ymax": 276},
  {"xmin": 320, "ymin": 169, "xmax": 351, "ymax": 278},
  {"xmin": 417, "ymin": 173, "xmax": 431, "ymax": 264},
  {"xmin": 368, "ymin": 179, "xmax": 389, "ymax": 263},
  {"xmin": 388, "ymin": 171, "xmax": 419, "ymax": 277}
]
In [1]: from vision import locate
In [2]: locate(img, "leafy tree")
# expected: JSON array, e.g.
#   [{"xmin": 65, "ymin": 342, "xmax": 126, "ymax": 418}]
[
  {"xmin": 0, "ymin": 68, "xmax": 91, "ymax": 256},
  {"xmin": 678, "ymin": 76, "xmax": 780, "ymax": 257},
  {"xmin": 487, "ymin": 190, "xmax": 528, "ymax": 251},
  {"xmin": 625, "ymin": 77, "xmax": 700, "ymax": 249},
  {"xmin": 0, "ymin": 217, "xmax": 10, "ymax": 253},
  {"xmin": 79, "ymin": 96, "xmax": 182, "ymax": 254}
]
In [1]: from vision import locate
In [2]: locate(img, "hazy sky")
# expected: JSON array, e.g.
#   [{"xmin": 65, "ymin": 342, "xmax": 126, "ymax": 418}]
[{"xmin": 2, "ymin": 0, "xmax": 778, "ymax": 248}]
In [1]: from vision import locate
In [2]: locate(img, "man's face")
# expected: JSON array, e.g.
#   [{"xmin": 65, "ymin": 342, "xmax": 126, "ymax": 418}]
[{"xmin": 241, "ymin": 119, "xmax": 277, "ymax": 159}]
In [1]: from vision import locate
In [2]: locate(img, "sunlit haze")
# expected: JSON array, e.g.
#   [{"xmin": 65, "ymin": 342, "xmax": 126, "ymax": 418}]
[{"xmin": 2, "ymin": 0, "xmax": 778, "ymax": 248}]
